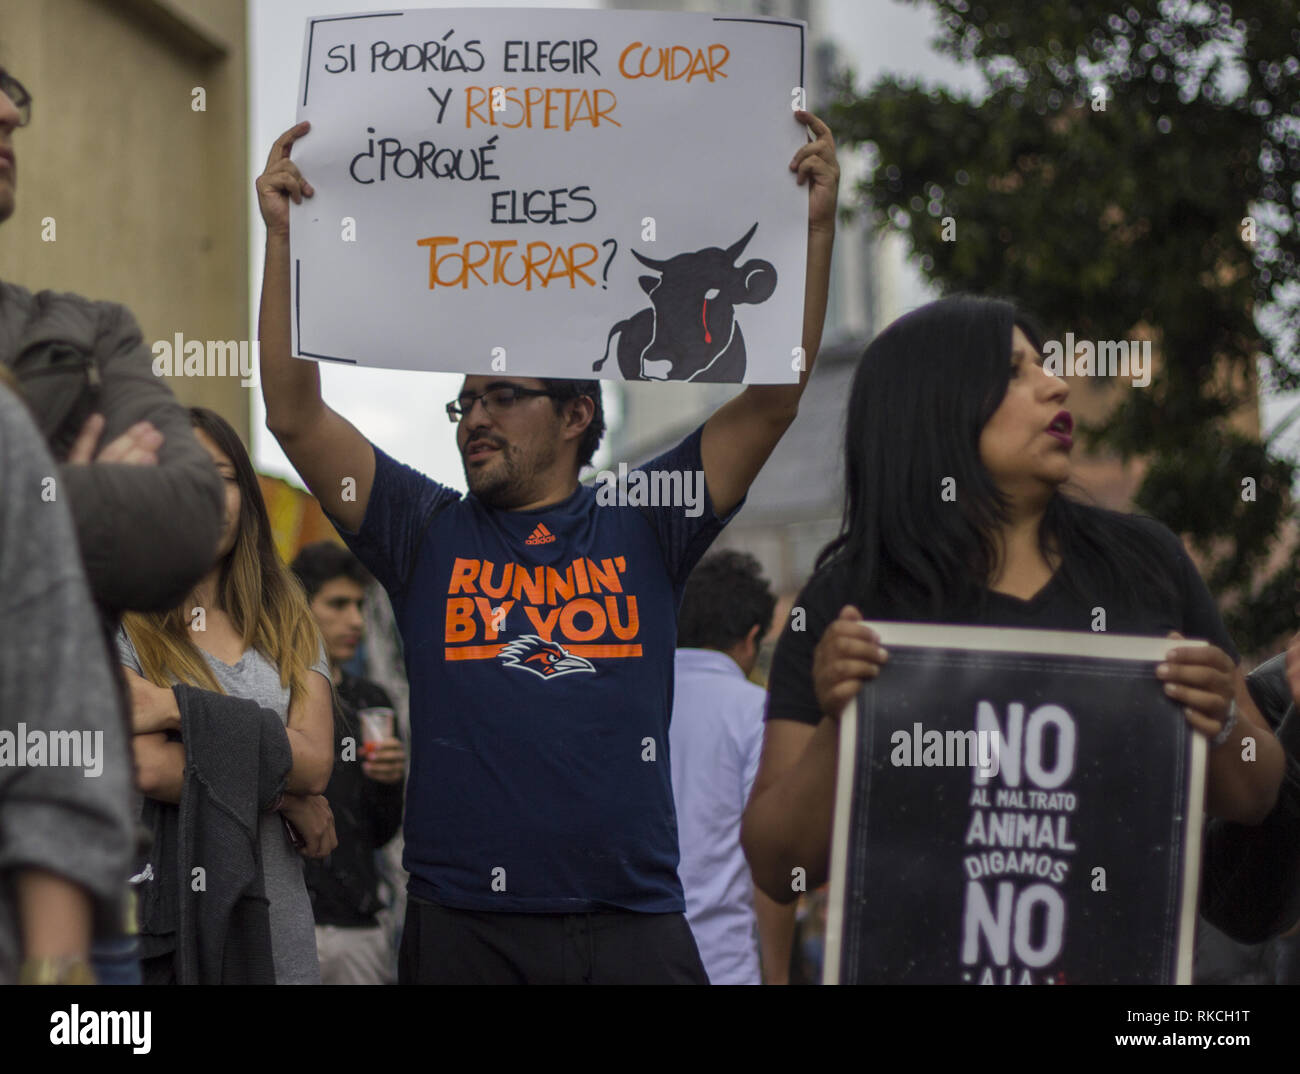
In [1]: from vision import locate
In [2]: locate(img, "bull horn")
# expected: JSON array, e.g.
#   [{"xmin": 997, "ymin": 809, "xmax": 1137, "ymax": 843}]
[
  {"xmin": 725, "ymin": 222, "xmax": 759, "ymax": 262},
  {"xmin": 631, "ymin": 247, "xmax": 668, "ymax": 270}
]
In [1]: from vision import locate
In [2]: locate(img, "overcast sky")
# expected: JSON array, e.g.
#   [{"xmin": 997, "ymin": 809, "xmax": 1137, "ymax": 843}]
[{"xmin": 247, "ymin": 0, "xmax": 980, "ymax": 489}]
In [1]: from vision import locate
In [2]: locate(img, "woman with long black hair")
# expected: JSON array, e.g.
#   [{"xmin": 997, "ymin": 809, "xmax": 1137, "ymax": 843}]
[{"xmin": 742, "ymin": 295, "xmax": 1285, "ymax": 901}]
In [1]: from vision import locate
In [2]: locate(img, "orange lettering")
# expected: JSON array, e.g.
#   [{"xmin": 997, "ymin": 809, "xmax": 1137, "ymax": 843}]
[
  {"xmin": 445, "ymin": 596, "xmax": 476, "ymax": 642},
  {"xmin": 708, "ymin": 44, "xmax": 730, "ymax": 78},
  {"xmin": 569, "ymin": 243, "xmax": 599, "ymax": 287},
  {"xmin": 418, "ymin": 237, "xmax": 596, "ymax": 290},
  {"xmin": 618, "ymin": 41, "xmax": 642, "ymax": 78},
  {"xmin": 524, "ymin": 605, "xmax": 562, "ymax": 640},
  {"xmin": 545, "ymin": 565, "xmax": 575, "ymax": 604},
  {"xmin": 465, "ymin": 86, "xmax": 489, "ymax": 126},
  {"xmin": 463, "ymin": 240, "xmax": 491, "ymax": 287},
  {"xmin": 606, "ymin": 595, "xmax": 639, "ymax": 640},
  {"xmin": 467, "ymin": 84, "xmax": 618, "ymax": 130},
  {"xmin": 670, "ymin": 46, "xmax": 693, "ymax": 79},
  {"xmin": 618, "ymin": 42, "xmax": 726, "ymax": 84},
  {"xmin": 480, "ymin": 560, "xmax": 512, "ymax": 599},
  {"xmin": 491, "ymin": 239, "xmax": 526, "ymax": 286},
  {"xmin": 544, "ymin": 88, "xmax": 563, "ymax": 129},
  {"xmin": 449, "ymin": 558, "xmax": 481, "ymax": 594},
  {"xmin": 416, "ymin": 236, "xmax": 462, "ymax": 290},
  {"xmin": 543, "ymin": 244, "xmax": 573, "ymax": 288},
  {"xmin": 524, "ymin": 86, "xmax": 545, "ymax": 127},
  {"xmin": 687, "ymin": 49, "xmax": 712, "ymax": 82},
  {"xmin": 570, "ymin": 90, "xmax": 595, "ymax": 128},
  {"xmin": 560, "ymin": 598, "xmax": 606, "ymax": 642},
  {"xmin": 512, "ymin": 564, "xmax": 544, "ymax": 603},
  {"xmin": 501, "ymin": 87, "xmax": 524, "ymax": 127},
  {"xmin": 587, "ymin": 558, "xmax": 621, "ymax": 593},
  {"xmin": 525, "ymin": 241, "xmax": 553, "ymax": 289}
]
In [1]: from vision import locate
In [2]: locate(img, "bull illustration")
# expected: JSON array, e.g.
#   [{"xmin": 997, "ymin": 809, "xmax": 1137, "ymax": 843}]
[{"xmin": 593, "ymin": 223, "xmax": 777, "ymax": 382}]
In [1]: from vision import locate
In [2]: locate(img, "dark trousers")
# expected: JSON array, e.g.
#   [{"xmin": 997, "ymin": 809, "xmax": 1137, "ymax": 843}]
[
  {"xmin": 91, "ymin": 934, "xmax": 142, "ymax": 985},
  {"xmin": 399, "ymin": 895, "xmax": 709, "ymax": 985}
]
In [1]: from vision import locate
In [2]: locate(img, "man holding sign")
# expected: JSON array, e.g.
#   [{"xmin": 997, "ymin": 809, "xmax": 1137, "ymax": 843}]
[{"xmin": 255, "ymin": 106, "xmax": 838, "ymax": 983}]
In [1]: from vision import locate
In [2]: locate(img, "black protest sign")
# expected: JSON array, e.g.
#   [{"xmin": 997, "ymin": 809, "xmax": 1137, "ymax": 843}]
[{"xmin": 824, "ymin": 624, "xmax": 1206, "ymax": 985}]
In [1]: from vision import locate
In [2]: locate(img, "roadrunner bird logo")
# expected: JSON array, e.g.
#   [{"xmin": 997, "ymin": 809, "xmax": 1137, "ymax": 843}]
[{"xmin": 498, "ymin": 635, "xmax": 597, "ymax": 680}]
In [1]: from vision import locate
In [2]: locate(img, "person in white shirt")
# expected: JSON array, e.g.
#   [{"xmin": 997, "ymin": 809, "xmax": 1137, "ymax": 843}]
[{"xmin": 670, "ymin": 551, "xmax": 796, "ymax": 984}]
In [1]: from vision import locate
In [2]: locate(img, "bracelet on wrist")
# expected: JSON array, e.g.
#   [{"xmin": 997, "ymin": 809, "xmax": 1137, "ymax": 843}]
[{"xmin": 19, "ymin": 956, "xmax": 97, "ymax": 985}]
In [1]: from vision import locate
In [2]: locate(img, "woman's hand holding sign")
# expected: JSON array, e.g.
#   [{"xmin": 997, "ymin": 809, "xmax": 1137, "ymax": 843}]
[
  {"xmin": 1162, "ymin": 633, "xmax": 1283, "ymax": 824},
  {"xmin": 813, "ymin": 605, "xmax": 890, "ymax": 721},
  {"xmin": 1156, "ymin": 633, "xmax": 1237, "ymax": 738}
]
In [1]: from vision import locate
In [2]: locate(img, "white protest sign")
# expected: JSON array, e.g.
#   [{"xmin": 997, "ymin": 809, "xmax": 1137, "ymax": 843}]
[{"xmin": 290, "ymin": 7, "xmax": 808, "ymax": 383}]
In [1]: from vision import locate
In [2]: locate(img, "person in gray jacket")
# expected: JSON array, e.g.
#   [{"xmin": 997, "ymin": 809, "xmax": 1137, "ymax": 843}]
[
  {"xmin": 0, "ymin": 381, "xmax": 134, "ymax": 985},
  {"xmin": 0, "ymin": 67, "xmax": 224, "ymax": 617},
  {"xmin": 0, "ymin": 65, "xmax": 224, "ymax": 983}
]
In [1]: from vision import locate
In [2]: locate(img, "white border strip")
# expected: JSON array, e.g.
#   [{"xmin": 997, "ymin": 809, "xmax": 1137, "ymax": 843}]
[
  {"xmin": 862, "ymin": 621, "xmax": 1205, "ymax": 660},
  {"xmin": 822, "ymin": 696, "xmax": 858, "ymax": 986},
  {"xmin": 1176, "ymin": 733, "xmax": 1207, "ymax": 984}
]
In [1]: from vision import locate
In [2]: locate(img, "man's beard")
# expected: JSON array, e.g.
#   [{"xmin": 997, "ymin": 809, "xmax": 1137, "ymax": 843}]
[
  {"xmin": 466, "ymin": 448, "xmax": 519, "ymax": 505},
  {"xmin": 464, "ymin": 436, "xmax": 558, "ymax": 508},
  {"xmin": 467, "ymin": 439, "xmax": 543, "ymax": 508}
]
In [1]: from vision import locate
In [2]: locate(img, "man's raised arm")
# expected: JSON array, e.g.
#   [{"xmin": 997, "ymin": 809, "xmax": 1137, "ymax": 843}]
[
  {"xmin": 700, "ymin": 111, "xmax": 840, "ymax": 519},
  {"xmin": 257, "ymin": 122, "xmax": 375, "ymax": 533}
]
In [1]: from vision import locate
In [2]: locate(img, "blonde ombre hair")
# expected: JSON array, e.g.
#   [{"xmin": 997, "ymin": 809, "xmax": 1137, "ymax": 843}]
[{"xmin": 123, "ymin": 407, "xmax": 319, "ymax": 705}]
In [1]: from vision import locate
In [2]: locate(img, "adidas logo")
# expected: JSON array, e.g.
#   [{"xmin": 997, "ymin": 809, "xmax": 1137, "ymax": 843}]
[{"xmin": 525, "ymin": 523, "xmax": 556, "ymax": 545}]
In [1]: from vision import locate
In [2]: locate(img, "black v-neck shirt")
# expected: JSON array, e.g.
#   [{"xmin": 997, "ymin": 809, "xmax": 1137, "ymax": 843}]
[{"xmin": 767, "ymin": 515, "xmax": 1237, "ymax": 727}]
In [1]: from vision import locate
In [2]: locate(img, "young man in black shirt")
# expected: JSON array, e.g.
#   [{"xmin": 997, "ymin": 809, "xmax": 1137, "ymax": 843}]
[{"xmin": 292, "ymin": 542, "xmax": 406, "ymax": 985}]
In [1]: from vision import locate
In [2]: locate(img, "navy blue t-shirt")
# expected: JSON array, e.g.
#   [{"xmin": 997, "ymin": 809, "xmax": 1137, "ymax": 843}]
[{"xmin": 332, "ymin": 425, "xmax": 739, "ymax": 913}]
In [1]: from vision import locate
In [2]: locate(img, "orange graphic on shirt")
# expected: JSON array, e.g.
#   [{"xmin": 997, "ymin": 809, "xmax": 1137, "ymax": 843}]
[
  {"xmin": 525, "ymin": 523, "xmax": 556, "ymax": 546},
  {"xmin": 444, "ymin": 555, "xmax": 642, "ymax": 665}
]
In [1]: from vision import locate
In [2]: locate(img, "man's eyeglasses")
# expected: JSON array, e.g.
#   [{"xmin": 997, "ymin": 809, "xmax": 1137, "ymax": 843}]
[
  {"xmin": 0, "ymin": 69, "xmax": 31, "ymax": 127},
  {"xmin": 446, "ymin": 385, "xmax": 561, "ymax": 423}
]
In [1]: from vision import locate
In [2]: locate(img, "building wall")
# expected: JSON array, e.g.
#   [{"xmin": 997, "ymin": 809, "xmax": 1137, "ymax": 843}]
[{"xmin": 0, "ymin": 0, "xmax": 250, "ymax": 438}]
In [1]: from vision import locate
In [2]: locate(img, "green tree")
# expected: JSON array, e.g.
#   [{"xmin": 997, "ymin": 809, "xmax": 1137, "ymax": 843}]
[{"xmin": 829, "ymin": 0, "xmax": 1300, "ymax": 652}]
